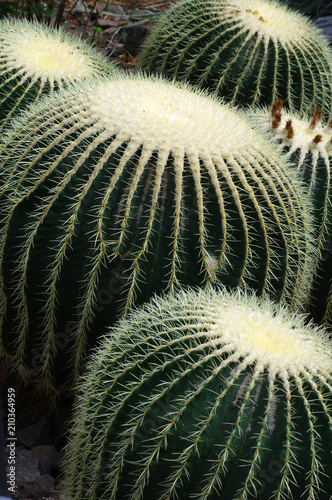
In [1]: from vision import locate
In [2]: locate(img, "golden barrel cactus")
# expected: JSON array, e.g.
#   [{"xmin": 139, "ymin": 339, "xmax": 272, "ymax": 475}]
[
  {"xmin": 0, "ymin": 74, "xmax": 316, "ymax": 392},
  {"xmin": 138, "ymin": 0, "xmax": 332, "ymax": 114},
  {"xmin": 0, "ymin": 18, "xmax": 116, "ymax": 129},
  {"xmin": 62, "ymin": 287, "xmax": 332, "ymax": 499}
]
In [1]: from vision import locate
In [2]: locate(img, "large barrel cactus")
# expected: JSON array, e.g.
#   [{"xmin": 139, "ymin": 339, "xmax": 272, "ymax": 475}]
[
  {"xmin": 251, "ymin": 102, "xmax": 332, "ymax": 325},
  {"xmin": 0, "ymin": 18, "xmax": 116, "ymax": 129},
  {"xmin": 0, "ymin": 74, "xmax": 316, "ymax": 392},
  {"xmin": 62, "ymin": 287, "xmax": 332, "ymax": 500},
  {"xmin": 138, "ymin": 0, "xmax": 332, "ymax": 114}
]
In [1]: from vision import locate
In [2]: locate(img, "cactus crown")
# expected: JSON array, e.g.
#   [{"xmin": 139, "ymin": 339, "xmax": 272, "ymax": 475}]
[
  {"xmin": 138, "ymin": 0, "xmax": 332, "ymax": 113},
  {"xmin": 0, "ymin": 18, "xmax": 116, "ymax": 127},
  {"xmin": 62, "ymin": 287, "xmax": 332, "ymax": 499},
  {"xmin": 222, "ymin": 0, "xmax": 320, "ymax": 41},
  {"xmin": 2, "ymin": 20, "xmax": 97, "ymax": 80},
  {"xmin": 0, "ymin": 18, "xmax": 113, "ymax": 80},
  {"xmin": 265, "ymin": 100, "xmax": 332, "ymax": 152},
  {"xmin": 91, "ymin": 76, "xmax": 269, "ymax": 153},
  {"xmin": 216, "ymin": 295, "xmax": 331, "ymax": 370}
]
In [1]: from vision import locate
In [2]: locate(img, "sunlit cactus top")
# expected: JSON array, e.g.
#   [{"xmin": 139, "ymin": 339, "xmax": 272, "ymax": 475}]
[
  {"xmin": 0, "ymin": 18, "xmax": 117, "ymax": 128},
  {"xmin": 62, "ymin": 287, "xmax": 332, "ymax": 500},
  {"xmin": 0, "ymin": 74, "xmax": 316, "ymax": 391},
  {"xmin": 138, "ymin": 0, "xmax": 332, "ymax": 114}
]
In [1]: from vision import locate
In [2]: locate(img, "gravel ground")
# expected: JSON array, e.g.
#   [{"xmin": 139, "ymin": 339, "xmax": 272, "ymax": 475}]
[{"xmin": 2, "ymin": 377, "xmax": 75, "ymax": 500}]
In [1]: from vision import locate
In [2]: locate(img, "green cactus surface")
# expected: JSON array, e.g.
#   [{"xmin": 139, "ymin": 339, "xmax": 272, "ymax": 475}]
[
  {"xmin": 251, "ymin": 102, "xmax": 332, "ymax": 326},
  {"xmin": 138, "ymin": 0, "xmax": 332, "ymax": 114},
  {"xmin": 62, "ymin": 287, "xmax": 332, "ymax": 500},
  {"xmin": 0, "ymin": 74, "xmax": 316, "ymax": 392},
  {"xmin": 0, "ymin": 18, "xmax": 116, "ymax": 129}
]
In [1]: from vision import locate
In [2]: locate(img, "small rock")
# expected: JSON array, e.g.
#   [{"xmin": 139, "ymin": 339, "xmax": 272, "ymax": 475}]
[
  {"xmin": 123, "ymin": 25, "xmax": 149, "ymax": 56},
  {"xmin": 15, "ymin": 449, "xmax": 40, "ymax": 485},
  {"xmin": 70, "ymin": 0, "xmax": 87, "ymax": 13},
  {"xmin": 30, "ymin": 474, "xmax": 55, "ymax": 496},
  {"xmin": 105, "ymin": 4, "xmax": 124, "ymax": 15},
  {"xmin": 16, "ymin": 419, "xmax": 46, "ymax": 448},
  {"xmin": 16, "ymin": 474, "xmax": 55, "ymax": 500},
  {"xmin": 316, "ymin": 16, "xmax": 332, "ymax": 42},
  {"xmin": 97, "ymin": 17, "xmax": 120, "ymax": 28},
  {"xmin": 31, "ymin": 445, "xmax": 55, "ymax": 475}
]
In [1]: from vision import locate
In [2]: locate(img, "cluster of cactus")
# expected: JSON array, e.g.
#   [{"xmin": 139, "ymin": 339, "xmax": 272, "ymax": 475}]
[
  {"xmin": 138, "ymin": 0, "xmax": 332, "ymax": 113},
  {"xmin": 0, "ymin": 73, "xmax": 316, "ymax": 392},
  {"xmin": 0, "ymin": 1, "xmax": 332, "ymax": 498},
  {"xmin": 62, "ymin": 287, "xmax": 332, "ymax": 499}
]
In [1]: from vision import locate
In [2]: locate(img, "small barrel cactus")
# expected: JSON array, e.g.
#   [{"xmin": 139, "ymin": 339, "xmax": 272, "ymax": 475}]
[
  {"xmin": 0, "ymin": 18, "xmax": 117, "ymax": 129},
  {"xmin": 0, "ymin": 74, "xmax": 316, "ymax": 392},
  {"xmin": 62, "ymin": 287, "xmax": 332, "ymax": 500},
  {"xmin": 251, "ymin": 102, "xmax": 332, "ymax": 325},
  {"xmin": 138, "ymin": 0, "xmax": 332, "ymax": 114}
]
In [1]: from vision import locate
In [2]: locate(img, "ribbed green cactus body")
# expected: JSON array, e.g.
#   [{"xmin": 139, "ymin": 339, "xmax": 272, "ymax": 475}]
[
  {"xmin": 0, "ymin": 75, "xmax": 316, "ymax": 390},
  {"xmin": 251, "ymin": 103, "xmax": 332, "ymax": 325},
  {"xmin": 138, "ymin": 0, "xmax": 332, "ymax": 114},
  {"xmin": 62, "ymin": 288, "xmax": 332, "ymax": 500},
  {"xmin": 0, "ymin": 18, "xmax": 116, "ymax": 129}
]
